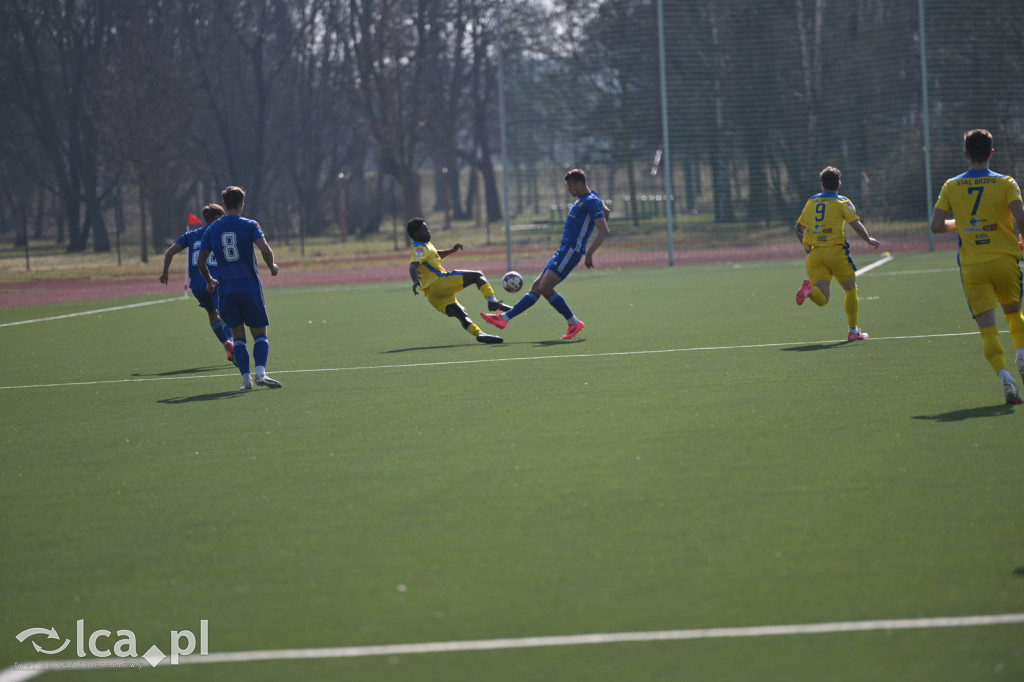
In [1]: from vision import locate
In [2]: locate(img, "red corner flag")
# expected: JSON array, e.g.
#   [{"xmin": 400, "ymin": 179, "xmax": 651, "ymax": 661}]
[{"xmin": 187, "ymin": 212, "xmax": 203, "ymax": 226}]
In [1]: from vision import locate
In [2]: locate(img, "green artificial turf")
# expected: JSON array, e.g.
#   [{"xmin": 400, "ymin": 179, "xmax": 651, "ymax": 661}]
[{"xmin": 1, "ymin": 251, "xmax": 1021, "ymax": 680}]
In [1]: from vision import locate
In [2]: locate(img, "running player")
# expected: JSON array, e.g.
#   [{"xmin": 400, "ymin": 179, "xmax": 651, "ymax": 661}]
[
  {"xmin": 198, "ymin": 186, "xmax": 282, "ymax": 391},
  {"xmin": 929, "ymin": 129, "xmax": 1024, "ymax": 405},
  {"xmin": 794, "ymin": 166, "xmax": 880, "ymax": 340},
  {"xmin": 159, "ymin": 204, "xmax": 235, "ymax": 364},
  {"xmin": 407, "ymin": 218, "xmax": 506, "ymax": 344},
  {"xmin": 481, "ymin": 168, "xmax": 609, "ymax": 340}
]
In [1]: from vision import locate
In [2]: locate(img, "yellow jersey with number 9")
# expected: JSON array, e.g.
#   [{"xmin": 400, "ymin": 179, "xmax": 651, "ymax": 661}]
[
  {"xmin": 797, "ymin": 192, "xmax": 859, "ymax": 251},
  {"xmin": 935, "ymin": 169, "xmax": 1022, "ymax": 265}
]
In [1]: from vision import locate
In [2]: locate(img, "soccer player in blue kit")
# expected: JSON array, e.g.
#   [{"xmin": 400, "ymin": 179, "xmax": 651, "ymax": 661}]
[
  {"xmin": 198, "ymin": 186, "xmax": 282, "ymax": 391},
  {"xmin": 159, "ymin": 203, "xmax": 235, "ymax": 364},
  {"xmin": 481, "ymin": 168, "xmax": 609, "ymax": 340}
]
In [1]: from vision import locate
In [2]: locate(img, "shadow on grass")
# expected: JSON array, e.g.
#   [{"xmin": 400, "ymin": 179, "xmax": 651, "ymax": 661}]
[
  {"xmin": 780, "ymin": 341, "xmax": 853, "ymax": 352},
  {"xmin": 532, "ymin": 338, "xmax": 587, "ymax": 347},
  {"xmin": 383, "ymin": 344, "xmax": 483, "ymax": 353},
  {"xmin": 133, "ymin": 366, "xmax": 226, "ymax": 377},
  {"xmin": 159, "ymin": 391, "xmax": 246, "ymax": 404},
  {"xmin": 912, "ymin": 404, "xmax": 1016, "ymax": 422},
  {"xmin": 1013, "ymin": 567, "xmax": 1024, "ymax": 577}
]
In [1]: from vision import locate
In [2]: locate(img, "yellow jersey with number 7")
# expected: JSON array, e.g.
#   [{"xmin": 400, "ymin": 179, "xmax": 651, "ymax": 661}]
[{"xmin": 935, "ymin": 169, "xmax": 1023, "ymax": 265}]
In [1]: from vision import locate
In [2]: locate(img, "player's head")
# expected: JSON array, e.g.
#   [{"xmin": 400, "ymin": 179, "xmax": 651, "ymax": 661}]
[
  {"xmin": 201, "ymin": 203, "xmax": 224, "ymax": 225},
  {"xmin": 819, "ymin": 166, "xmax": 842, "ymax": 192},
  {"xmin": 406, "ymin": 217, "xmax": 430, "ymax": 241},
  {"xmin": 222, "ymin": 186, "xmax": 246, "ymax": 211},
  {"xmin": 564, "ymin": 168, "xmax": 587, "ymax": 196},
  {"xmin": 964, "ymin": 129, "xmax": 993, "ymax": 164}
]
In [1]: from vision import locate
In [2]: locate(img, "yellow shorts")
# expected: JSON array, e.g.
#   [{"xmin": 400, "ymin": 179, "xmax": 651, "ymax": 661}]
[
  {"xmin": 959, "ymin": 256, "xmax": 1023, "ymax": 317},
  {"xmin": 805, "ymin": 244, "xmax": 855, "ymax": 284},
  {"xmin": 424, "ymin": 274, "xmax": 466, "ymax": 314}
]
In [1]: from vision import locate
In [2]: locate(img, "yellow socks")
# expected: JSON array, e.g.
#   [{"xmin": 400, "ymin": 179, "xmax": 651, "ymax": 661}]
[
  {"xmin": 980, "ymin": 326, "xmax": 1008, "ymax": 373},
  {"xmin": 1005, "ymin": 311, "xmax": 1024, "ymax": 349},
  {"xmin": 480, "ymin": 282, "xmax": 496, "ymax": 299},
  {"xmin": 468, "ymin": 323, "xmax": 483, "ymax": 336},
  {"xmin": 808, "ymin": 286, "xmax": 827, "ymax": 306},
  {"xmin": 843, "ymin": 288, "xmax": 859, "ymax": 327}
]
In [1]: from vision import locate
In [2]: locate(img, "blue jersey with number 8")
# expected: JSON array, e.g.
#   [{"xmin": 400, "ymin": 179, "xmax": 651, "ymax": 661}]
[{"xmin": 200, "ymin": 215, "xmax": 266, "ymax": 294}]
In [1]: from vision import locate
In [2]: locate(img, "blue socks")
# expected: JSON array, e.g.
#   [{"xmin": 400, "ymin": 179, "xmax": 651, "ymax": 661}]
[
  {"xmin": 253, "ymin": 336, "xmax": 269, "ymax": 373},
  {"xmin": 211, "ymin": 320, "xmax": 231, "ymax": 344},
  {"xmin": 545, "ymin": 292, "xmax": 575, "ymax": 320},
  {"xmin": 233, "ymin": 339, "xmax": 250, "ymax": 375},
  {"xmin": 506, "ymin": 292, "xmax": 539, "ymax": 320}
]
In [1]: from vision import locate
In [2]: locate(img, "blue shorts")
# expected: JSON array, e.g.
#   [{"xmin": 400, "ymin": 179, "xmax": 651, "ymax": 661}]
[
  {"xmin": 542, "ymin": 245, "xmax": 584, "ymax": 280},
  {"xmin": 190, "ymin": 285, "xmax": 219, "ymax": 313},
  {"xmin": 217, "ymin": 285, "xmax": 270, "ymax": 329}
]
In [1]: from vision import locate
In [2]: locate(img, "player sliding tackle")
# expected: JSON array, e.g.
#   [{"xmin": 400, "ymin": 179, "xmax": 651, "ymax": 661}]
[{"xmin": 407, "ymin": 218, "xmax": 509, "ymax": 345}]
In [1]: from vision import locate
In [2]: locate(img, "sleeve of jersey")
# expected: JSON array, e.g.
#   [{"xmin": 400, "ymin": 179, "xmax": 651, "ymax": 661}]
[
  {"xmin": 796, "ymin": 201, "xmax": 810, "ymax": 227},
  {"xmin": 841, "ymin": 201, "xmax": 860, "ymax": 222},
  {"xmin": 176, "ymin": 234, "xmax": 189, "ymax": 248},
  {"xmin": 935, "ymin": 182, "xmax": 952, "ymax": 211},
  {"xmin": 199, "ymin": 231, "xmax": 212, "ymax": 252},
  {"xmin": 1007, "ymin": 179, "xmax": 1023, "ymax": 204}
]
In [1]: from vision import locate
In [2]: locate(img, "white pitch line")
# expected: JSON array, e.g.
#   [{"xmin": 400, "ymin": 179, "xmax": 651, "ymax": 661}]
[
  {"xmin": 2, "ymin": 613, "xmax": 1022, "ymax": 679},
  {"xmin": 854, "ymin": 252, "xmax": 893, "ymax": 275},
  {"xmin": 0, "ymin": 331, "xmax": 986, "ymax": 391},
  {"xmin": 0, "ymin": 297, "xmax": 182, "ymax": 328}
]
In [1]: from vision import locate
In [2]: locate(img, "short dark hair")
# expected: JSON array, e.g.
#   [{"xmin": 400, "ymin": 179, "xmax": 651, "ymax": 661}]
[
  {"xmin": 222, "ymin": 186, "xmax": 245, "ymax": 210},
  {"xmin": 564, "ymin": 168, "xmax": 586, "ymax": 184},
  {"xmin": 964, "ymin": 129, "xmax": 993, "ymax": 164},
  {"xmin": 819, "ymin": 166, "xmax": 841, "ymax": 191},
  {"xmin": 406, "ymin": 217, "xmax": 427, "ymax": 239},
  {"xmin": 201, "ymin": 203, "xmax": 224, "ymax": 225}
]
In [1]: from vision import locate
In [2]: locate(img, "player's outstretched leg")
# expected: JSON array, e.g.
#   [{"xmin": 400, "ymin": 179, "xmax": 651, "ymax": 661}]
[{"xmin": 448, "ymin": 303, "xmax": 502, "ymax": 344}]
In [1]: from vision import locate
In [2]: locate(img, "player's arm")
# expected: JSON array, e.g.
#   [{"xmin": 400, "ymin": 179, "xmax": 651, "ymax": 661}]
[
  {"xmin": 794, "ymin": 221, "xmax": 807, "ymax": 243},
  {"xmin": 584, "ymin": 217, "xmax": 609, "ymax": 269},
  {"xmin": 929, "ymin": 207, "xmax": 956, "ymax": 233},
  {"xmin": 255, "ymin": 237, "xmax": 279, "ymax": 276},
  {"xmin": 197, "ymin": 250, "xmax": 218, "ymax": 292},
  {"xmin": 848, "ymin": 219, "xmax": 880, "ymax": 249},
  {"xmin": 437, "ymin": 243, "xmax": 464, "ymax": 259},
  {"xmin": 409, "ymin": 262, "xmax": 421, "ymax": 295},
  {"xmin": 159, "ymin": 243, "xmax": 185, "ymax": 283},
  {"xmin": 1009, "ymin": 200, "xmax": 1024, "ymax": 236}
]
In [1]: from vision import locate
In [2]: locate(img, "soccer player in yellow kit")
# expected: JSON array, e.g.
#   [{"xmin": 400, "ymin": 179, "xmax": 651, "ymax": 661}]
[
  {"xmin": 407, "ymin": 218, "xmax": 507, "ymax": 344},
  {"xmin": 929, "ymin": 129, "xmax": 1024, "ymax": 405},
  {"xmin": 794, "ymin": 166, "xmax": 880, "ymax": 340}
]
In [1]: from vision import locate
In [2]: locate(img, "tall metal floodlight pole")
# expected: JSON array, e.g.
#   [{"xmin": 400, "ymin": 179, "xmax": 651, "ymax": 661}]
[
  {"xmin": 657, "ymin": 0, "xmax": 675, "ymax": 265},
  {"xmin": 496, "ymin": 0, "xmax": 513, "ymax": 272},
  {"xmin": 919, "ymin": 0, "xmax": 934, "ymax": 251}
]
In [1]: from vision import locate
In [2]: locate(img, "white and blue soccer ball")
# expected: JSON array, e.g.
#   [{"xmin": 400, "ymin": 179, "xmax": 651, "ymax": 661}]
[{"xmin": 502, "ymin": 271, "xmax": 523, "ymax": 293}]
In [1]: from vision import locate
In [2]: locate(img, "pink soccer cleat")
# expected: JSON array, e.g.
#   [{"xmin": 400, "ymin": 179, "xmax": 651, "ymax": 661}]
[
  {"xmin": 225, "ymin": 339, "xmax": 236, "ymax": 365},
  {"xmin": 796, "ymin": 280, "xmax": 813, "ymax": 305},
  {"xmin": 847, "ymin": 328, "xmax": 869, "ymax": 341},
  {"xmin": 481, "ymin": 312, "xmax": 507, "ymax": 330},
  {"xmin": 562, "ymin": 320, "xmax": 585, "ymax": 340}
]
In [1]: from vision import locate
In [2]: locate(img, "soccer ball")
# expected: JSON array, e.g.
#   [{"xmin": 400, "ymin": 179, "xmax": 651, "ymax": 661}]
[{"xmin": 502, "ymin": 271, "xmax": 523, "ymax": 293}]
